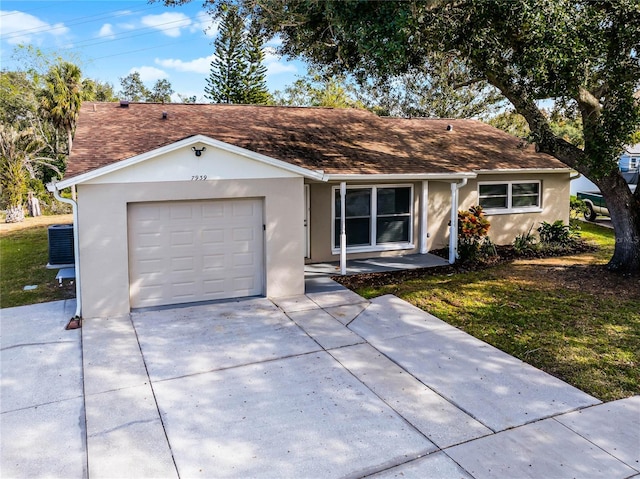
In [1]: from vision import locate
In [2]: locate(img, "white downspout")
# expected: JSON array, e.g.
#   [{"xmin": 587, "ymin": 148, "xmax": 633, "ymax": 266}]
[
  {"xmin": 420, "ymin": 180, "xmax": 429, "ymax": 254},
  {"xmin": 48, "ymin": 181, "xmax": 81, "ymax": 319},
  {"xmin": 340, "ymin": 181, "xmax": 347, "ymax": 275},
  {"xmin": 449, "ymin": 178, "xmax": 468, "ymax": 264}
]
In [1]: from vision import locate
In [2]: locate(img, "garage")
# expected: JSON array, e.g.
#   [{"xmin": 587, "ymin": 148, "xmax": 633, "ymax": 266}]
[{"xmin": 128, "ymin": 198, "xmax": 264, "ymax": 309}]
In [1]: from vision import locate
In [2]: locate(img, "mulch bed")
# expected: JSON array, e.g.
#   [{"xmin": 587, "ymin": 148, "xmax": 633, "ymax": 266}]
[{"xmin": 331, "ymin": 242, "xmax": 601, "ymax": 291}]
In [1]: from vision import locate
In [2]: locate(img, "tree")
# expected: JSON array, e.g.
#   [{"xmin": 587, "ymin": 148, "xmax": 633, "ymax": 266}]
[
  {"xmin": 38, "ymin": 61, "xmax": 82, "ymax": 153},
  {"xmin": 0, "ymin": 123, "xmax": 61, "ymax": 222},
  {"xmin": 273, "ymin": 72, "xmax": 362, "ymax": 108},
  {"xmin": 204, "ymin": 5, "xmax": 270, "ymax": 104},
  {"xmin": 190, "ymin": 0, "xmax": 639, "ymax": 273},
  {"xmin": 119, "ymin": 72, "xmax": 151, "ymax": 102},
  {"xmin": 147, "ymin": 79, "xmax": 174, "ymax": 103},
  {"xmin": 177, "ymin": 93, "xmax": 197, "ymax": 103},
  {"xmin": 359, "ymin": 57, "xmax": 504, "ymax": 118},
  {"xmin": 205, "ymin": 5, "xmax": 248, "ymax": 103},
  {"xmin": 243, "ymin": 24, "xmax": 270, "ymax": 104},
  {"xmin": 82, "ymin": 78, "xmax": 117, "ymax": 102},
  {"xmin": 489, "ymin": 108, "xmax": 585, "ymax": 148}
]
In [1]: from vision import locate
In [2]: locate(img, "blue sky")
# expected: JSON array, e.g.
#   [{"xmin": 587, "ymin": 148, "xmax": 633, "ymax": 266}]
[{"xmin": 0, "ymin": 0, "xmax": 304, "ymax": 101}]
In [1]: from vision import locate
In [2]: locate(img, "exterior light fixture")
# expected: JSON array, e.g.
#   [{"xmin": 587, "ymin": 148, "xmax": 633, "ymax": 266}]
[{"xmin": 192, "ymin": 147, "xmax": 206, "ymax": 157}]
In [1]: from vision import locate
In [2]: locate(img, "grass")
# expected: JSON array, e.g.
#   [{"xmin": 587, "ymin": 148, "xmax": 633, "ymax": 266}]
[
  {"xmin": 0, "ymin": 215, "xmax": 75, "ymax": 308},
  {"xmin": 353, "ymin": 222, "xmax": 639, "ymax": 402}
]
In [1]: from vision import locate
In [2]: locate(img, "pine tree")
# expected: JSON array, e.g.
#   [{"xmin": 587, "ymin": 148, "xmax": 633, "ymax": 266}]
[
  {"xmin": 243, "ymin": 24, "xmax": 270, "ymax": 104},
  {"xmin": 205, "ymin": 5, "xmax": 247, "ymax": 104},
  {"xmin": 205, "ymin": 7, "xmax": 270, "ymax": 104}
]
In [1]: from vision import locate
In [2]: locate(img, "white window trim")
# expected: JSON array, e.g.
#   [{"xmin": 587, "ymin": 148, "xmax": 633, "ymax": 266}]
[
  {"xmin": 331, "ymin": 184, "xmax": 415, "ymax": 254},
  {"xmin": 478, "ymin": 180, "xmax": 543, "ymax": 215}
]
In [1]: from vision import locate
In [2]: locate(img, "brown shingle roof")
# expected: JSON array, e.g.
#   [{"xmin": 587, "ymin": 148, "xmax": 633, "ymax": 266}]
[{"xmin": 65, "ymin": 102, "xmax": 566, "ymax": 179}]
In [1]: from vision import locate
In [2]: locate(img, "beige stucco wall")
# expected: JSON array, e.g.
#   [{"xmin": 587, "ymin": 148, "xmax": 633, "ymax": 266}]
[
  {"xmin": 462, "ymin": 172, "xmax": 571, "ymax": 245},
  {"xmin": 77, "ymin": 177, "xmax": 304, "ymax": 318},
  {"xmin": 307, "ymin": 172, "xmax": 571, "ymax": 263}
]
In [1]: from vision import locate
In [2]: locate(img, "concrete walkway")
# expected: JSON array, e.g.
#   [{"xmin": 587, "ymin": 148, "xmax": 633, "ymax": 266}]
[{"xmin": 2, "ymin": 290, "xmax": 639, "ymax": 478}]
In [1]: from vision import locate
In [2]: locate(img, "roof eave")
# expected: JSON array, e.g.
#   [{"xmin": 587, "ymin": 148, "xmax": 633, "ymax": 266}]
[
  {"xmin": 323, "ymin": 172, "xmax": 477, "ymax": 182},
  {"xmin": 473, "ymin": 167, "xmax": 572, "ymax": 174}
]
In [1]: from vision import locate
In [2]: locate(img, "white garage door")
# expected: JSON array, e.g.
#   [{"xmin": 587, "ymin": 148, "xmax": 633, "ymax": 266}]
[{"xmin": 128, "ymin": 199, "xmax": 264, "ymax": 309}]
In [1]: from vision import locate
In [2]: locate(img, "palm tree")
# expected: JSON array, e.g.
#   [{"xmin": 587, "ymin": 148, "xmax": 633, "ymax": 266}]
[
  {"xmin": 39, "ymin": 62, "xmax": 83, "ymax": 154},
  {"xmin": 0, "ymin": 123, "xmax": 61, "ymax": 223}
]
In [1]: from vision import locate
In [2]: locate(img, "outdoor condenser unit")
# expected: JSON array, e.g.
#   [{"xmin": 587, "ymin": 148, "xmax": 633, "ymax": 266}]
[{"xmin": 48, "ymin": 224, "xmax": 74, "ymax": 266}]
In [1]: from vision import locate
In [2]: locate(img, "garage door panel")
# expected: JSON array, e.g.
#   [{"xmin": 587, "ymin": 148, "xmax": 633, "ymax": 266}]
[
  {"xmin": 202, "ymin": 254, "xmax": 225, "ymax": 270},
  {"xmin": 169, "ymin": 204, "xmax": 194, "ymax": 219},
  {"xmin": 129, "ymin": 199, "xmax": 263, "ymax": 309},
  {"xmin": 202, "ymin": 203, "xmax": 225, "ymax": 218},
  {"xmin": 202, "ymin": 228, "xmax": 225, "ymax": 244}
]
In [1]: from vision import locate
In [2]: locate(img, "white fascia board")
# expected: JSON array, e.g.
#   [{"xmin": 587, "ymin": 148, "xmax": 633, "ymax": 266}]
[
  {"xmin": 54, "ymin": 134, "xmax": 324, "ymax": 190},
  {"xmin": 473, "ymin": 168, "xmax": 572, "ymax": 175},
  {"xmin": 323, "ymin": 172, "xmax": 477, "ymax": 182}
]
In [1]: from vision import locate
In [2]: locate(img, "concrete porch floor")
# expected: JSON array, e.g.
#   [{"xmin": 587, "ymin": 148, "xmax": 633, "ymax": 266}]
[{"xmin": 305, "ymin": 252, "xmax": 449, "ymax": 277}]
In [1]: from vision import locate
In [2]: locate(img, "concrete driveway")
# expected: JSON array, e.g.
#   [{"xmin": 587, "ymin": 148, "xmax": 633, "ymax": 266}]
[{"xmin": 2, "ymin": 289, "xmax": 639, "ymax": 478}]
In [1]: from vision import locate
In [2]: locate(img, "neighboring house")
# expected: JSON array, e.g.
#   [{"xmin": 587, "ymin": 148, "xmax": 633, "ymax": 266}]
[
  {"xmin": 570, "ymin": 144, "xmax": 639, "ymax": 195},
  {"xmin": 619, "ymin": 144, "xmax": 640, "ymax": 173},
  {"xmin": 50, "ymin": 102, "xmax": 570, "ymax": 318}
]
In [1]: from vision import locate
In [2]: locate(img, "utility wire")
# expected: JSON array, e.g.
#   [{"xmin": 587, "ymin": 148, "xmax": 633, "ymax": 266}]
[
  {"xmin": 2, "ymin": 2, "xmax": 163, "ymax": 40},
  {"xmin": 90, "ymin": 37, "xmax": 198, "ymax": 61},
  {"xmin": 59, "ymin": 15, "xmax": 210, "ymax": 51}
]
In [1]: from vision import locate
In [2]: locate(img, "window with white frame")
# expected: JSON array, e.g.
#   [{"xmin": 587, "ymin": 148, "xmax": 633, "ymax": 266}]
[
  {"xmin": 333, "ymin": 185, "xmax": 413, "ymax": 251},
  {"xmin": 478, "ymin": 181, "xmax": 541, "ymax": 213}
]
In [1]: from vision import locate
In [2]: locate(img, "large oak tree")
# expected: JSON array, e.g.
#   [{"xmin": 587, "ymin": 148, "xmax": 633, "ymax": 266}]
[{"xmin": 164, "ymin": 0, "xmax": 640, "ymax": 273}]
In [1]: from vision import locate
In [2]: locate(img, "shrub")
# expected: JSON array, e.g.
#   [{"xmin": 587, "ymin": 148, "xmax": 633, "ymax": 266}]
[
  {"xmin": 570, "ymin": 196, "xmax": 588, "ymax": 220},
  {"xmin": 458, "ymin": 206, "xmax": 492, "ymax": 261},
  {"xmin": 538, "ymin": 220, "xmax": 580, "ymax": 248},
  {"xmin": 513, "ymin": 224, "xmax": 539, "ymax": 255}
]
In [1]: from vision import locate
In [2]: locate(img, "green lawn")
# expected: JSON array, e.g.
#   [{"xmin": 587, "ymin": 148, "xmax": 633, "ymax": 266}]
[
  {"xmin": 1, "ymin": 217, "xmax": 75, "ymax": 308},
  {"xmin": 354, "ymin": 222, "xmax": 639, "ymax": 402}
]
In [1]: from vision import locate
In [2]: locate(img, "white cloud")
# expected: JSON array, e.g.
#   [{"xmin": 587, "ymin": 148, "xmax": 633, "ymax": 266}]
[
  {"xmin": 266, "ymin": 35, "xmax": 284, "ymax": 48},
  {"xmin": 118, "ymin": 22, "xmax": 136, "ymax": 31},
  {"xmin": 141, "ymin": 12, "xmax": 191, "ymax": 38},
  {"xmin": 155, "ymin": 54, "xmax": 215, "ymax": 74},
  {"xmin": 129, "ymin": 66, "xmax": 169, "ymax": 83},
  {"xmin": 156, "ymin": 47, "xmax": 296, "ymax": 80},
  {"xmin": 264, "ymin": 47, "xmax": 297, "ymax": 77},
  {"xmin": 191, "ymin": 11, "xmax": 219, "ymax": 37},
  {"xmin": 97, "ymin": 23, "xmax": 115, "ymax": 39},
  {"xmin": 0, "ymin": 10, "xmax": 69, "ymax": 45}
]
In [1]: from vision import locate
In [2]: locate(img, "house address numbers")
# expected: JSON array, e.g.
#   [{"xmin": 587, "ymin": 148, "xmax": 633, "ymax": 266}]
[{"xmin": 191, "ymin": 175, "xmax": 207, "ymax": 181}]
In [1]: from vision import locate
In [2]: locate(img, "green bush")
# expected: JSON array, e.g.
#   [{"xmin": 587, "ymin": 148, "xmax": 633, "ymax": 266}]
[
  {"xmin": 513, "ymin": 224, "xmax": 539, "ymax": 255},
  {"xmin": 570, "ymin": 196, "xmax": 588, "ymax": 220},
  {"xmin": 538, "ymin": 220, "xmax": 580, "ymax": 248}
]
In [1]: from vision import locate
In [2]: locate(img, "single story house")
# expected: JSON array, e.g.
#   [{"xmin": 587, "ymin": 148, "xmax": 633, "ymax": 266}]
[
  {"xmin": 619, "ymin": 143, "xmax": 640, "ymax": 173},
  {"xmin": 50, "ymin": 102, "xmax": 570, "ymax": 318}
]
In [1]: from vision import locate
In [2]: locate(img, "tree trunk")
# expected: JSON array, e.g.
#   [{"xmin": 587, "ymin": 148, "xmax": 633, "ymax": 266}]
[
  {"xmin": 5, "ymin": 205, "xmax": 25, "ymax": 223},
  {"xmin": 484, "ymin": 72, "xmax": 640, "ymax": 275},
  {"xmin": 597, "ymin": 176, "xmax": 640, "ymax": 274}
]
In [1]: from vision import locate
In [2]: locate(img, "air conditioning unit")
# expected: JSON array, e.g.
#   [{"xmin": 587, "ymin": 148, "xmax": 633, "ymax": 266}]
[{"xmin": 48, "ymin": 224, "xmax": 74, "ymax": 267}]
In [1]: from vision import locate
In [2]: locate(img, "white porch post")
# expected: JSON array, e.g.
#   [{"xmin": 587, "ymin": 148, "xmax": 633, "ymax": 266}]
[
  {"xmin": 340, "ymin": 181, "xmax": 347, "ymax": 275},
  {"xmin": 420, "ymin": 180, "xmax": 429, "ymax": 254},
  {"xmin": 449, "ymin": 182, "xmax": 458, "ymax": 264}
]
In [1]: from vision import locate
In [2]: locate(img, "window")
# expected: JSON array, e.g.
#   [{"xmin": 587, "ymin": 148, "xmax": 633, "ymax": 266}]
[
  {"xmin": 333, "ymin": 185, "xmax": 413, "ymax": 251},
  {"xmin": 478, "ymin": 181, "xmax": 541, "ymax": 213}
]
